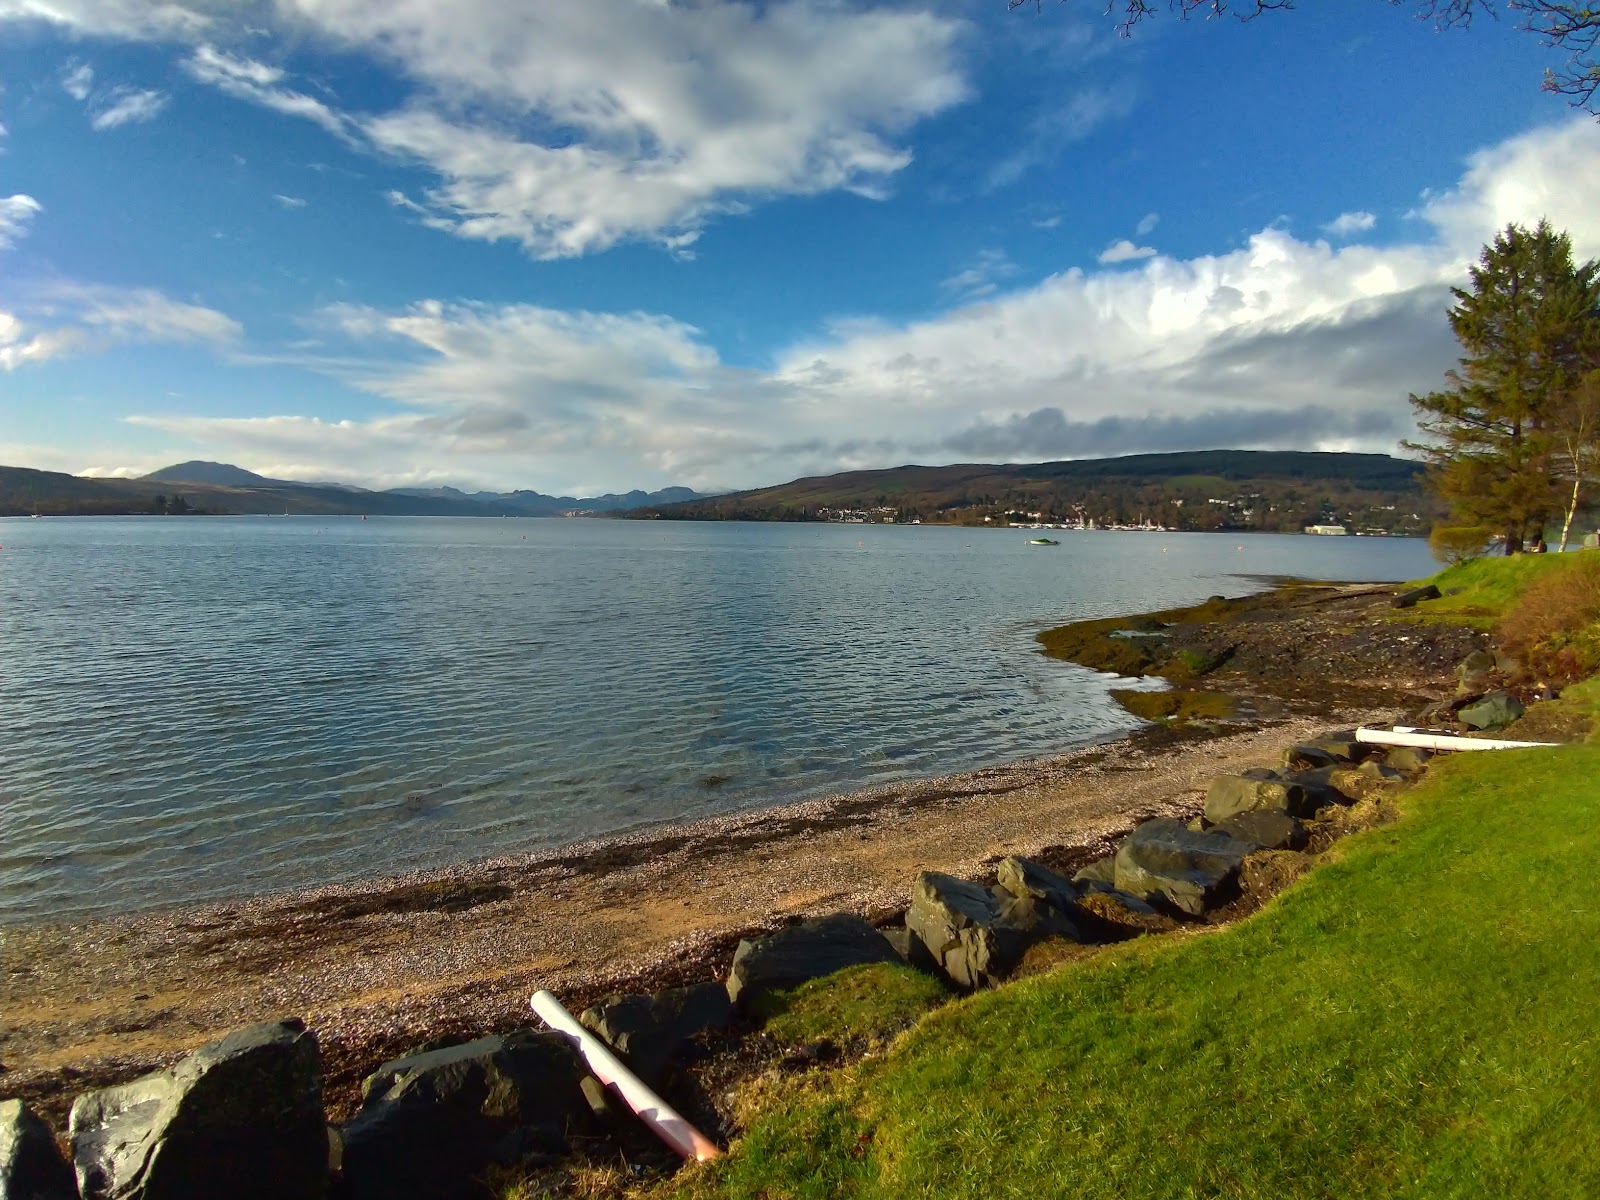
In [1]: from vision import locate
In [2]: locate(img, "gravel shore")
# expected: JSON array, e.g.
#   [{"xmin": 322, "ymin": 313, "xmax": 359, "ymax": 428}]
[{"xmin": 3, "ymin": 707, "xmax": 1384, "ymax": 1125}]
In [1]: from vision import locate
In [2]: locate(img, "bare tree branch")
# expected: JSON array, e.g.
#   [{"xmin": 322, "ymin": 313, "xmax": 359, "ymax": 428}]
[{"xmin": 1007, "ymin": 1, "xmax": 1600, "ymax": 113}]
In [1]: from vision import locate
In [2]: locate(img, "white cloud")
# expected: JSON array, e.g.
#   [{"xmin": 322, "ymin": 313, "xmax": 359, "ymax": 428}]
[
  {"xmin": 1323, "ymin": 210, "xmax": 1377, "ymax": 238},
  {"xmin": 1098, "ymin": 238, "xmax": 1156, "ymax": 264},
  {"xmin": 0, "ymin": 0, "xmax": 208, "ymax": 38},
  {"xmin": 0, "ymin": 193, "xmax": 42, "ymax": 248},
  {"xmin": 61, "ymin": 58, "xmax": 94, "ymax": 100},
  {"xmin": 273, "ymin": 193, "xmax": 308, "ymax": 208},
  {"xmin": 984, "ymin": 86, "xmax": 1129, "ymax": 192},
  {"xmin": 0, "ymin": 283, "xmax": 239, "ymax": 371},
  {"xmin": 167, "ymin": 3, "xmax": 968, "ymax": 258},
  {"xmin": 1135, "ymin": 212, "xmax": 1159, "ymax": 236},
  {"xmin": 183, "ymin": 45, "xmax": 353, "ymax": 141},
  {"xmin": 942, "ymin": 249, "xmax": 1020, "ymax": 300},
  {"xmin": 90, "ymin": 86, "xmax": 169, "ymax": 130},
  {"xmin": 121, "ymin": 117, "xmax": 1600, "ymax": 493}
]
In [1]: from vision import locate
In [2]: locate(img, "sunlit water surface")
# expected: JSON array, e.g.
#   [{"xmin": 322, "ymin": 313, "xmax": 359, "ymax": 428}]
[{"xmin": 0, "ymin": 517, "xmax": 1435, "ymax": 923}]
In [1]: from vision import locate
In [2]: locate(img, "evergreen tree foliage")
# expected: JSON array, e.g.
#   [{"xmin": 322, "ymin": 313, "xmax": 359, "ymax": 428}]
[{"xmin": 1408, "ymin": 221, "xmax": 1600, "ymax": 554}]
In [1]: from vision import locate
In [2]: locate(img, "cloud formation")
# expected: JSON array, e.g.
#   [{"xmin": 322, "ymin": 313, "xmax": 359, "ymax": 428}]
[
  {"xmin": 0, "ymin": 283, "xmax": 240, "ymax": 371},
  {"xmin": 1323, "ymin": 210, "xmax": 1377, "ymax": 238},
  {"xmin": 151, "ymin": 3, "xmax": 969, "ymax": 258},
  {"xmin": 1098, "ymin": 238, "xmax": 1157, "ymax": 264},
  {"xmin": 0, "ymin": 193, "xmax": 42, "ymax": 249},
  {"xmin": 126, "ymin": 116, "xmax": 1600, "ymax": 493},
  {"xmin": 90, "ymin": 86, "xmax": 170, "ymax": 130}
]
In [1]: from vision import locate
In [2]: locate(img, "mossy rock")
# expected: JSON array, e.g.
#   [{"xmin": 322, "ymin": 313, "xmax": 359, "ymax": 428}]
[{"xmin": 1110, "ymin": 688, "xmax": 1238, "ymax": 724}]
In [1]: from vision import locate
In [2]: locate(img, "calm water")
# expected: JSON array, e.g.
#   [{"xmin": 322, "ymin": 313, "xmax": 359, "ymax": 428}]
[{"xmin": 0, "ymin": 518, "xmax": 1435, "ymax": 924}]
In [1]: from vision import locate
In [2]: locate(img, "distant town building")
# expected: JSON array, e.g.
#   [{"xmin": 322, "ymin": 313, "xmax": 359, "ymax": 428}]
[{"xmin": 1304, "ymin": 524, "xmax": 1349, "ymax": 535}]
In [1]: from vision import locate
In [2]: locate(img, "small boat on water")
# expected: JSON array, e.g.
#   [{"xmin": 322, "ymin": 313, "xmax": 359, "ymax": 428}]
[{"xmin": 1028, "ymin": 537, "xmax": 1059, "ymax": 545}]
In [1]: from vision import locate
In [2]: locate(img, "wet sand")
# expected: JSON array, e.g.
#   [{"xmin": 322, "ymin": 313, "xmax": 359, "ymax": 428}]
[{"xmin": 1, "ymin": 705, "xmax": 1388, "ymax": 1124}]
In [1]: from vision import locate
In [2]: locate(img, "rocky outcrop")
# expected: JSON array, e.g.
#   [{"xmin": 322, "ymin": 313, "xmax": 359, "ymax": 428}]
[
  {"xmin": 1458, "ymin": 690, "xmax": 1526, "ymax": 731},
  {"xmin": 1112, "ymin": 819, "xmax": 1252, "ymax": 915},
  {"xmin": 996, "ymin": 856, "xmax": 1077, "ymax": 910},
  {"xmin": 726, "ymin": 914, "xmax": 901, "ymax": 1009},
  {"xmin": 1213, "ymin": 810, "xmax": 1308, "ymax": 852},
  {"xmin": 1, "ymin": 1098, "xmax": 76, "ymax": 1200},
  {"xmin": 341, "ymin": 1032, "xmax": 591, "ymax": 1200},
  {"xmin": 906, "ymin": 871, "xmax": 1076, "ymax": 989},
  {"xmin": 69, "ymin": 1019, "xmax": 326, "ymax": 1200},
  {"xmin": 579, "ymin": 982, "xmax": 731, "ymax": 1082},
  {"xmin": 1391, "ymin": 584, "xmax": 1441, "ymax": 609},
  {"xmin": 1204, "ymin": 770, "xmax": 1318, "ymax": 823}
]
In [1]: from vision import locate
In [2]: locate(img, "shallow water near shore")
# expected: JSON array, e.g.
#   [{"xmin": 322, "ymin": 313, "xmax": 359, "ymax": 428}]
[{"xmin": 0, "ymin": 517, "xmax": 1435, "ymax": 923}]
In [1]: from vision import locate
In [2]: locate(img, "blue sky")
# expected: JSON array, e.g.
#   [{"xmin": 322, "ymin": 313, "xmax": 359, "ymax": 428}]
[{"xmin": 1, "ymin": 0, "xmax": 1598, "ymax": 495}]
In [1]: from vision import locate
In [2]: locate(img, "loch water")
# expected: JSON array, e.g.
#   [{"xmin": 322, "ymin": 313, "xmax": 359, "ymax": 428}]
[{"xmin": 0, "ymin": 517, "xmax": 1436, "ymax": 923}]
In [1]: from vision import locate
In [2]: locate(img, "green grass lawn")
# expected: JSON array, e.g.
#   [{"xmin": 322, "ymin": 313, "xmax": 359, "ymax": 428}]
[
  {"xmin": 667, "ymin": 746, "xmax": 1600, "ymax": 1200},
  {"xmin": 1397, "ymin": 553, "xmax": 1595, "ymax": 628}
]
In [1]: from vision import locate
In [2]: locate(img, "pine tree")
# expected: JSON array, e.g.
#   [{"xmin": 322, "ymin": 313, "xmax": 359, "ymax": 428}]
[{"xmin": 1408, "ymin": 221, "xmax": 1600, "ymax": 554}]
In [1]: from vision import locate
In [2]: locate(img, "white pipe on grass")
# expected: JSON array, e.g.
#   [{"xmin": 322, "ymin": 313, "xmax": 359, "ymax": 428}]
[
  {"xmin": 1355, "ymin": 727, "xmax": 1560, "ymax": 752},
  {"xmin": 530, "ymin": 988, "xmax": 723, "ymax": 1163}
]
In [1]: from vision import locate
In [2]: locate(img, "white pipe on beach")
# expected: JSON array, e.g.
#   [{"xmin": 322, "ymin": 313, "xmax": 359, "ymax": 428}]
[
  {"xmin": 1355, "ymin": 727, "xmax": 1561, "ymax": 752},
  {"xmin": 530, "ymin": 989, "xmax": 723, "ymax": 1163}
]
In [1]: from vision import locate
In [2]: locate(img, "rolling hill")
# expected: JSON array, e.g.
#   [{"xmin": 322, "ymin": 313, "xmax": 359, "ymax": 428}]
[{"xmin": 631, "ymin": 450, "xmax": 1444, "ymax": 535}]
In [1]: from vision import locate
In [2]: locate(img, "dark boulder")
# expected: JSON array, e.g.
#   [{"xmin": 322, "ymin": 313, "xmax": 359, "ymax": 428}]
[
  {"xmin": 1204, "ymin": 771, "xmax": 1318, "ymax": 823},
  {"xmin": 579, "ymin": 982, "xmax": 731, "ymax": 1082},
  {"xmin": 1, "ymin": 1098, "xmax": 76, "ymax": 1200},
  {"xmin": 69, "ymin": 1019, "xmax": 326, "ymax": 1200},
  {"xmin": 1458, "ymin": 690, "xmax": 1526, "ymax": 731},
  {"xmin": 1112, "ymin": 819, "xmax": 1252, "ymax": 915},
  {"xmin": 995, "ymin": 856, "xmax": 1077, "ymax": 910},
  {"xmin": 726, "ymin": 914, "xmax": 900, "ymax": 1009},
  {"xmin": 341, "ymin": 1032, "xmax": 591, "ymax": 1200},
  {"xmin": 907, "ymin": 872, "xmax": 1075, "ymax": 989},
  {"xmin": 1213, "ymin": 810, "xmax": 1309, "ymax": 852},
  {"xmin": 1071, "ymin": 857, "xmax": 1118, "ymax": 887},
  {"xmin": 1391, "ymin": 584, "xmax": 1441, "ymax": 609},
  {"xmin": 1384, "ymin": 746, "xmax": 1433, "ymax": 774}
]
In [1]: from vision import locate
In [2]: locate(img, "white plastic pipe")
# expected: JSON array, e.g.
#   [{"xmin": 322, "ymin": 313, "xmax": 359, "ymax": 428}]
[
  {"xmin": 531, "ymin": 989, "xmax": 723, "ymax": 1163},
  {"xmin": 1355, "ymin": 727, "xmax": 1560, "ymax": 751}
]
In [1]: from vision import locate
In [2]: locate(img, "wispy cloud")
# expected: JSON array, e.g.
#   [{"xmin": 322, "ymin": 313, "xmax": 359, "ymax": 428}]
[
  {"xmin": 0, "ymin": 281, "xmax": 239, "ymax": 371},
  {"xmin": 183, "ymin": 45, "xmax": 352, "ymax": 142},
  {"xmin": 942, "ymin": 249, "xmax": 1020, "ymax": 300},
  {"xmin": 0, "ymin": 193, "xmax": 42, "ymax": 248},
  {"xmin": 60, "ymin": 59, "xmax": 94, "ymax": 100},
  {"xmin": 1135, "ymin": 212, "xmax": 1159, "ymax": 236},
  {"xmin": 90, "ymin": 86, "xmax": 169, "ymax": 130},
  {"xmin": 1323, "ymin": 210, "xmax": 1377, "ymax": 238},
  {"xmin": 985, "ymin": 85, "xmax": 1132, "ymax": 192},
  {"xmin": 273, "ymin": 193, "xmax": 307, "ymax": 209},
  {"xmin": 1098, "ymin": 238, "xmax": 1157, "ymax": 264}
]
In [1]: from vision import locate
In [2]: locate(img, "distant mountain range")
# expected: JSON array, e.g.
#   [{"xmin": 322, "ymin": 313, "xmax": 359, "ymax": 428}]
[
  {"xmin": 632, "ymin": 449, "xmax": 1445, "ymax": 536},
  {"xmin": 0, "ymin": 459, "xmax": 710, "ymax": 517}
]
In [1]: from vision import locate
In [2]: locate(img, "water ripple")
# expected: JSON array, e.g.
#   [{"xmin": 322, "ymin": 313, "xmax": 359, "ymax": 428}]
[{"xmin": 0, "ymin": 517, "xmax": 1434, "ymax": 923}]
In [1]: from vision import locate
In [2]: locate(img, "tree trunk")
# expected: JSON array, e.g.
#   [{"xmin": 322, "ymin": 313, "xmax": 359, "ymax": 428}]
[
  {"xmin": 1505, "ymin": 525, "xmax": 1524, "ymax": 556},
  {"xmin": 1560, "ymin": 475, "xmax": 1582, "ymax": 552}
]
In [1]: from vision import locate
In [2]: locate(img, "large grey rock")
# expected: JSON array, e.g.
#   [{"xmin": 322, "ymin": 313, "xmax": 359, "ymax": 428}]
[
  {"xmin": 1213, "ymin": 810, "xmax": 1308, "ymax": 852},
  {"xmin": 1113, "ymin": 819, "xmax": 1252, "ymax": 915},
  {"xmin": 1, "ymin": 1099, "xmax": 76, "ymax": 1200},
  {"xmin": 1203, "ymin": 771, "xmax": 1317, "ymax": 823},
  {"xmin": 1458, "ymin": 690, "xmax": 1525, "ymax": 731},
  {"xmin": 342, "ymin": 1032, "xmax": 590, "ymax": 1200},
  {"xmin": 579, "ymin": 982, "xmax": 731, "ymax": 1082},
  {"xmin": 726, "ymin": 914, "xmax": 900, "ymax": 1009},
  {"xmin": 995, "ymin": 856, "xmax": 1077, "ymax": 910},
  {"xmin": 1282, "ymin": 733, "xmax": 1368, "ymax": 770},
  {"xmin": 1391, "ymin": 584, "xmax": 1440, "ymax": 609},
  {"xmin": 907, "ymin": 872, "xmax": 1075, "ymax": 990},
  {"xmin": 70, "ymin": 1019, "xmax": 325, "ymax": 1200},
  {"xmin": 1071, "ymin": 857, "xmax": 1118, "ymax": 887},
  {"xmin": 1384, "ymin": 746, "xmax": 1433, "ymax": 774}
]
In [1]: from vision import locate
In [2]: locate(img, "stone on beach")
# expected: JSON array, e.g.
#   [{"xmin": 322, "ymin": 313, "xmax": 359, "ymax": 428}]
[
  {"xmin": 2, "ymin": 1098, "xmax": 77, "ymax": 1200},
  {"xmin": 1112, "ymin": 819, "xmax": 1252, "ymax": 915},
  {"xmin": 1457, "ymin": 690, "xmax": 1526, "ymax": 731},
  {"xmin": 579, "ymin": 982, "xmax": 731, "ymax": 1083},
  {"xmin": 907, "ymin": 871, "xmax": 1076, "ymax": 990},
  {"xmin": 1213, "ymin": 810, "xmax": 1309, "ymax": 852},
  {"xmin": 1203, "ymin": 771, "xmax": 1318, "ymax": 824},
  {"xmin": 725, "ymin": 914, "xmax": 901, "ymax": 1009},
  {"xmin": 1391, "ymin": 583, "xmax": 1441, "ymax": 609},
  {"xmin": 995, "ymin": 856, "xmax": 1078, "ymax": 910},
  {"xmin": 69, "ymin": 1019, "xmax": 326, "ymax": 1200},
  {"xmin": 341, "ymin": 1032, "xmax": 590, "ymax": 1200}
]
